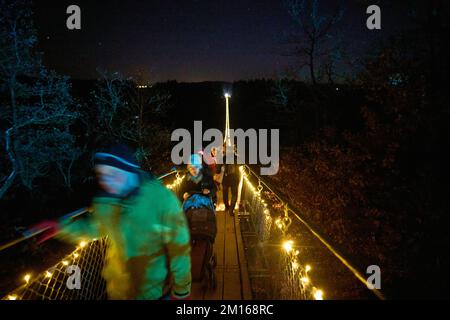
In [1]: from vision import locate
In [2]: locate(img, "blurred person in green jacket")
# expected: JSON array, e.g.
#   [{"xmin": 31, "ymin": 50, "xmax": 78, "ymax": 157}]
[{"xmin": 39, "ymin": 144, "xmax": 191, "ymax": 300}]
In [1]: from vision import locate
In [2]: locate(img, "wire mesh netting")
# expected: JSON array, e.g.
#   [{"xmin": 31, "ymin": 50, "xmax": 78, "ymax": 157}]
[
  {"xmin": 238, "ymin": 170, "xmax": 321, "ymax": 300},
  {"xmin": 238, "ymin": 166, "xmax": 375, "ymax": 300},
  {"xmin": 3, "ymin": 238, "xmax": 109, "ymax": 300}
]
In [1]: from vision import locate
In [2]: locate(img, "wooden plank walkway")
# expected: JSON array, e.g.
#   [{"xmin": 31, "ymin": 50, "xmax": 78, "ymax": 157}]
[{"xmin": 191, "ymin": 211, "xmax": 252, "ymax": 300}]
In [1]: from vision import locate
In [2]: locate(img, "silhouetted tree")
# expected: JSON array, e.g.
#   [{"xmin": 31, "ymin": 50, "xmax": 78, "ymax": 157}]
[
  {"xmin": 284, "ymin": 0, "xmax": 343, "ymax": 84},
  {"xmin": 0, "ymin": 0, "xmax": 80, "ymax": 198},
  {"xmin": 270, "ymin": 0, "xmax": 450, "ymax": 298},
  {"xmin": 89, "ymin": 70, "xmax": 171, "ymax": 169}
]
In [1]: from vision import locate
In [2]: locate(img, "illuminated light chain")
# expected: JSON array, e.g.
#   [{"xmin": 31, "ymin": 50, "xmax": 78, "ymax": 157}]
[
  {"xmin": 239, "ymin": 166, "xmax": 323, "ymax": 300},
  {"xmin": 23, "ymin": 274, "xmax": 31, "ymax": 284},
  {"xmin": 273, "ymin": 204, "xmax": 293, "ymax": 237},
  {"xmin": 261, "ymin": 207, "xmax": 272, "ymax": 241},
  {"xmin": 275, "ymin": 216, "xmax": 292, "ymax": 235},
  {"xmin": 277, "ymin": 204, "xmax": 323, "ymax": 299},
  {"xmin": 263, "ymin": 208, "xmax": 271, "ymax": 223},
  {"xmin": 9, "ymin": 237, "xmax": 103, "ymax": 300},
  {"xmin": 166, "ymin": 173, "xmax": 185, "ymax": 190},
  {"xmin": 241, "ymin": 169, "xmax": 272, "ymax": 241},
  {"xmin": 256, "ymin": 180, "xmax": 263, "ymax": 197},
  {"xmin": 313, "ymin": 288, "xmax": 324, "ymax": 300},
  {"xmin": 240, "ymin": 165, "xmax": 325, "ymax": 300},
  {"xmin": 283, "ymin": 245, "xmax": 305, "ymax": 299},
  {"xmin": 278, "ymin": 218, "xmax": 323, "ymax": 300},
  {"xmin": 283, "ymin": 240, "xmax": 294, "ymax": 253},
  {"xmin": 282, "ymin": 241, "xmax": 324, "ymax": 300}
]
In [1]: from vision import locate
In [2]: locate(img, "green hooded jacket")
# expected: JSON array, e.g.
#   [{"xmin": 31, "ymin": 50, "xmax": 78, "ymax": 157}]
[{"xmin": 58, "ymin": 174, "xmax": 191, "ymax": 300}]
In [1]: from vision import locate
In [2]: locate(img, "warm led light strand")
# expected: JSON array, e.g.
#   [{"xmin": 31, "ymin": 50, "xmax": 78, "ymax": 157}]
[{"xmin": 240, "ymin": 166, "xmax": 325, "ymax": 300}]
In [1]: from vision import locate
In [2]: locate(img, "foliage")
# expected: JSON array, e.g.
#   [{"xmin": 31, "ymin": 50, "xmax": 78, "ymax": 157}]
[
  {"xmin": 267, "ymin": 0, "xmax": 450, "ymax": 297},
  {"xmin": 283, "ymin": 0, "xmax": 344, "ymax": 84},
  {"xmin": 85, "ymin": 70, "xmax": 172, "ymax": 171},
  {"xmin": 0, "ymin": 0, "xmax": 81, "ymax": 198}
]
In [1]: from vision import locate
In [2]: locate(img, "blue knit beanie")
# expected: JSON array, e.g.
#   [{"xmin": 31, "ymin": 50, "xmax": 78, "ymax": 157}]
[{"xmin": 94, "ymin": 144, "xmax": 140, "ymax": 173}]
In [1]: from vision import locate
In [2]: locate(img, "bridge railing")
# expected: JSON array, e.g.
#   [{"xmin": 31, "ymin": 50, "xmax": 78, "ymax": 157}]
[
  {"xmin": 238, "ymin": 165, "xmax": 385, "ymax": 300},
  {"xmin": 1, "ymin": 170, "xmax": 185, "ymax": 300},
  {"xmin": 3, "ymin": 164, "xmax": 386, "ymax": 300}
]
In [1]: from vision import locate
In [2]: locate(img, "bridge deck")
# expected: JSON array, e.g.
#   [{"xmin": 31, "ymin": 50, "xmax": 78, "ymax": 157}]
[{"xmin": 191, "ymin": 211, "xmax": 252, "ymax": 300}]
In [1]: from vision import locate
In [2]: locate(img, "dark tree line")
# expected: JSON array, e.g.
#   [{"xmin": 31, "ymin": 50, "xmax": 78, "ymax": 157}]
[
  {"xmin": 0, "ymin": 1, "xmax": 173, "ymax": 205},
  {"xmin": 268, "ymin": 0, "xmax": 450, "ymax": 298},
  {"xmin": 1, "ymin": 0, "xmax": 449, "ymax": 299}
]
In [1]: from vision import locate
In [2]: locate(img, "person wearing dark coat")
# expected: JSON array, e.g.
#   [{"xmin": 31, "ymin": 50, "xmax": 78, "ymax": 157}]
[{"xmin": 221, "ymin": 149, "xmax": 240, "ymax": 216}]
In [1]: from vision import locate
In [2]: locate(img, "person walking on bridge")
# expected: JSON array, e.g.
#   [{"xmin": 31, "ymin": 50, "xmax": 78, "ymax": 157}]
[
  {"xmin": 221, "ymin": 147, "xmax": 240, "ymax": 216},
  {"xmin": 39, "ymin": 144, "xmax": 192, "ymax": 300},
  {"xmin": 182, "ymin": 153, "xmax": 216, "ymax": 206}
]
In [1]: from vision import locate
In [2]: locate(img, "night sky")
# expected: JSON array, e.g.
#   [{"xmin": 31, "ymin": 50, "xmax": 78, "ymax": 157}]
[{"xmin": 33, "ymin": 0, "xmax": 406, "ymax": 83}]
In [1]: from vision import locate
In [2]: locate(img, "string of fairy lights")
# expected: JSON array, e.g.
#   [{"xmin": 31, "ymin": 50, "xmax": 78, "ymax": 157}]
[
  {"xmin": 6, "ymin": 174, "xmax": 185, "ymax": 301},
  {"xmin": 165, "ymin": 172, "xmax": 185, "ymax": 190},
  {"xmin": 6, "ymin": 239, "xmax": 92, "ymax": 300},
  {"xmin": 239, "ymin": 166, "xmax": 324, "ymax": 300}
]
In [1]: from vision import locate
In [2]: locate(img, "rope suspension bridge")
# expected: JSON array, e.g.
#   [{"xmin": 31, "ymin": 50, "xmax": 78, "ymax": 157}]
[{"xmin": 0, "ymin": 95, "xmax": 385, "ymax": 301}]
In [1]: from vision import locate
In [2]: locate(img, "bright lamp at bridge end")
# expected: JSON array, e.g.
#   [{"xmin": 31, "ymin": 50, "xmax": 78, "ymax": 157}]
[
  {"xmin": 282, "ymin": 240, "xmax": 294, "ymax": 253},
  {"xmin": 23, "ymin": 274, "xmax": 31, "ymax": 284}
]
